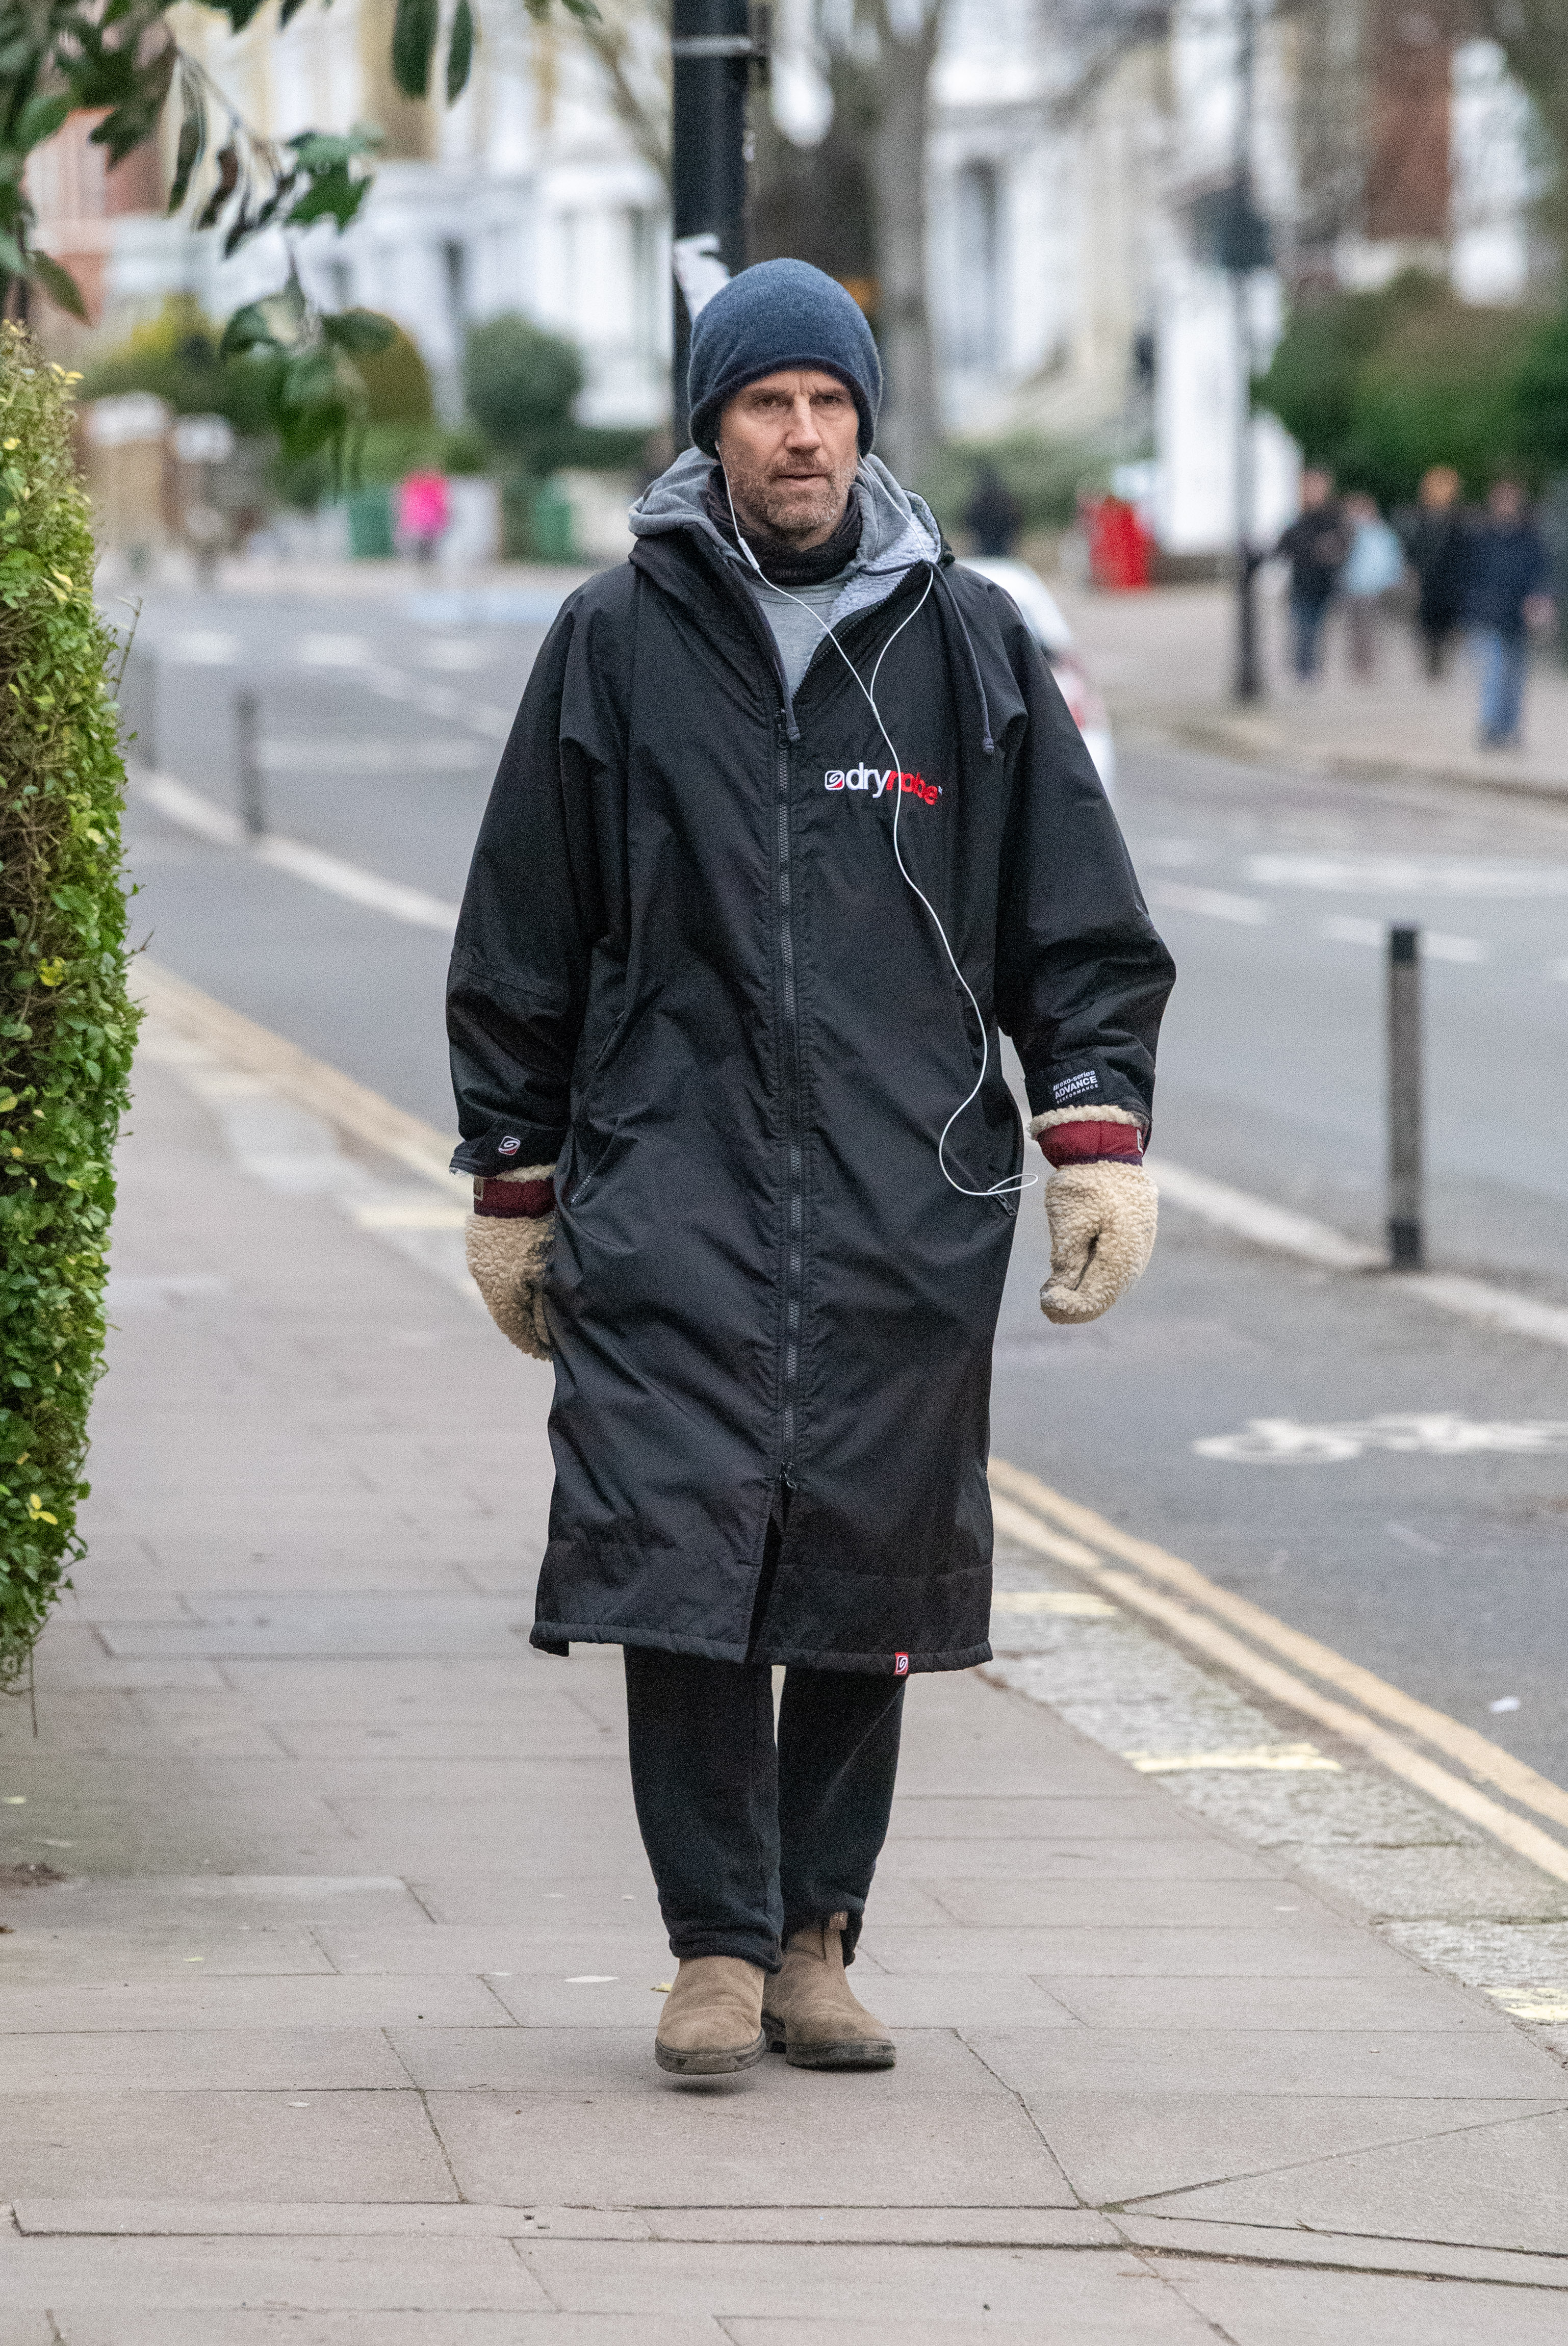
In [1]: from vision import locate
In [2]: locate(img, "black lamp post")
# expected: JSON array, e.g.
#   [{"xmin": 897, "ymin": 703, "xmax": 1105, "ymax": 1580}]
[{"xmin": 671, "ymin": 0, "xmax": 755, "ymax": 444}]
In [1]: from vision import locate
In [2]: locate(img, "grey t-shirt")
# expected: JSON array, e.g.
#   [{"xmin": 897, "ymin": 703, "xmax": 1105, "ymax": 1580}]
[{"xmin": 749, "ymin": 569, "xmax": 857, "ymax": 700}]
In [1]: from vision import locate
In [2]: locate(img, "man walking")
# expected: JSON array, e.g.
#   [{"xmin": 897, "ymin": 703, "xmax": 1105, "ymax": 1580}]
[
  {"xmin": 1275, "ymin": 469, "xmax": 1348, "ymax": 681},
  {"xmin": 1465, "ymin": 478, "xmax": 1555, "ymax": 750},
  {"xmin": 1399, "ymin": 465, "xmax": 1468, "ymax": 680},
  {"xmin": 449, "ymin": 261, "xmax": 1174, "ymax": 2078}
]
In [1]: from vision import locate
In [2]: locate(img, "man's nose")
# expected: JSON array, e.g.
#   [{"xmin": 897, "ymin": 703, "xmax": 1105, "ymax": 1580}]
[{"xmin": 784, "ymin": 398, "xmax": 823, "ymax": 447}]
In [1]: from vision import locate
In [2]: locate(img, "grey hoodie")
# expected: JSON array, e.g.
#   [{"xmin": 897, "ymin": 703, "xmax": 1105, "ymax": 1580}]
[{"xmin": 628, "ymin": 448, "xmax": 943, "ymax": 702}]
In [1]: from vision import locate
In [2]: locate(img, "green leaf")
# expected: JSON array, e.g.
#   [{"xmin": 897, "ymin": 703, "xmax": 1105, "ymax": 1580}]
[
  {"xmin": 286, "ymin": 127, "xmax": 381, "ymax": 170},
  {"xmin": 27, "ymin": 252, "xmax": 87, "ymax": 321},
  {"xmin": 12, "ymin": 94, "xmax": 72, "ymax": 154},
  {"xmin": 193, "ymin": 141, "xmax": 240, "ymax": 231},
  {"xmin": 392, "ymin": 0, "xmax": 440, "ymax": 99},
  {"xmin": 166, "ymin": 73, "xmax": 207, "ymax": 217},
  {"xmin": 286, "ymin": 165, "xmax": 369, "ymax": 233},
  {"xmin": 219, "ymin": 281, "xmax": 309, "ymax": 359},
  {"xmin": 446, "ymin": 0, "xmax": 476, "ymax": 102},
  {"xmin": 320, "ymin": 308, "xmax": 396, "ymax": 356}
]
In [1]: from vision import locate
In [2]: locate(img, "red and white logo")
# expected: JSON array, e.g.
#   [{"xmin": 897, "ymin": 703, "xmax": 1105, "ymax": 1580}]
[
  {"xmin": 893, "ymin": 1652, "xmax": 910, "ymax": 1675},
  {"xmin": 825, "ymin": 764, "xmax": 942, "ymax": 807}
]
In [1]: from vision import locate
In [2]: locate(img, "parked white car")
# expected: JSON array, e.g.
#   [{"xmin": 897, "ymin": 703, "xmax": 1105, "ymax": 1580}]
[{"xmin": 959, "ymin": 556, "xmax": 1116, "ymax": 802}]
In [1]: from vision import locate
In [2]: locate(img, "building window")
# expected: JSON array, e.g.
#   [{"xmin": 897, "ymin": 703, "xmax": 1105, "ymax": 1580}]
[{"xmin": 954, "ymin": 160, "xmax": 1000, "ymax": 371}]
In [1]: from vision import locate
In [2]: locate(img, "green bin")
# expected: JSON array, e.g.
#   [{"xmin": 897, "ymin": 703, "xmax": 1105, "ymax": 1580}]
[{"xmin": 346, "ymin": 486, "xmax": 394, "ymax": 559}]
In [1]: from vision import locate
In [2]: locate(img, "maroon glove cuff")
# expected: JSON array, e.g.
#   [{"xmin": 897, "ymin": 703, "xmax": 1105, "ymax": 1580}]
[
  {"xmin": 473, "ymin": 1176, "xmax": 554, "ymax": 1218},
  {"xmin": 1038, "ymin": 1121, "xmax": 1145, "ymax": 1169}
]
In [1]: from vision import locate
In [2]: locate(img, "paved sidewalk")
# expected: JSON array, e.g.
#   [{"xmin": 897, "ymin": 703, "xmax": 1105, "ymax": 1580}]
[
  {"xmin": 2, "ymin": 1021, "xmax": 1567, "ymax": 2339},
  {"xmin": 1058, "ymin": 578, "xmax": 1568, "ymax": 803}
]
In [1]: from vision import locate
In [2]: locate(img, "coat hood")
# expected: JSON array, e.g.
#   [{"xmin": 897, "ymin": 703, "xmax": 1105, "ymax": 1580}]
[{"xmin": 628, "ymin": 447, "xmax": 942, "ymax": 631}]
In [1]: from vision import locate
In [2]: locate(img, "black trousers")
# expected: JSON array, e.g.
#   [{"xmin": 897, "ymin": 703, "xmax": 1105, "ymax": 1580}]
[{"xmin": 623, "ymin": 1646, "xmax": 906, "ymax": 1972}]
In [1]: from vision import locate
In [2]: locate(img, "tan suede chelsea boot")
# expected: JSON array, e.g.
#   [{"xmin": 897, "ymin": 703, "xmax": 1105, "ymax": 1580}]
[
  {"xmin": 762, "ymin": 1913, "xmax": 896, "ymax": 2070},
  {"xmin": 654, "ymin": 1954, "xmax": 768, "ymax": 2075}
]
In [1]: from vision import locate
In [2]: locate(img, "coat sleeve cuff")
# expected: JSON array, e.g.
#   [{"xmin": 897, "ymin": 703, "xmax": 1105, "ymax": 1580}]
[
  {"xmin": 1021, "ymin": 1053, "xmax": 1152, "ymax": 1131},
  {"xmin": 450, "ymin": 1121, "xmax": 569, "ymax": 1177},
  {"xmin": 1031, "ymin": 1110, "xmax": 1144, "ymax": 1167}
]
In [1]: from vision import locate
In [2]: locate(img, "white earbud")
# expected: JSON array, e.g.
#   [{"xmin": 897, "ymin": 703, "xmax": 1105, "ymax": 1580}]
[{"xmin": 718, "ymin": 465, "xmax": 1032, "ymax": 1205}]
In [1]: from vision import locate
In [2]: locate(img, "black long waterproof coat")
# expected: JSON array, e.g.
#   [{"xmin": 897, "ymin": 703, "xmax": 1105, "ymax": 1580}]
[{"xmin": 449, "ymin": 491, "xmax": 1174, "ymax": 1674}]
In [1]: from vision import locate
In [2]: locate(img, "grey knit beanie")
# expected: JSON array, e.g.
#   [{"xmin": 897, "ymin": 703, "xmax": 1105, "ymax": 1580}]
[{"xmin": 687, "ymin": 259, "xmax": 882, "ymax": 457}]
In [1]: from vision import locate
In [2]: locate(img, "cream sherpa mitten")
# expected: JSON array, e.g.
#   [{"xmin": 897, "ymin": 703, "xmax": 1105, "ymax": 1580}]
[
  {"xmin": 465, "ymin": 1163, "xmax": 555, "ymax": 1360},
  {"xmin": 1039, "ymin": 1161, "xmax": 1159, "ymax": 1326}
]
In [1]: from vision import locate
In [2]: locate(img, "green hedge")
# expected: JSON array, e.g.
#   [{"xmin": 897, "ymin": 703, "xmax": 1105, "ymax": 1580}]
[{"xmin": 0, "ymin": 324, "xmax": 139, "ymax": 1686}]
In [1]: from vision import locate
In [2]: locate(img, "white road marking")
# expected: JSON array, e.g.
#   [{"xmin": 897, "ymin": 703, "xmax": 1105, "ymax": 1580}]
[
  {"xmin": 1486, "ymin": 1988, "xmax": 1568, "ymax": 2022},
  {"xmin": 1320, "ymin": 915, "xmax": 1486, "ymax": 961},
  {"xmin": 1148, "ymin": 882, "xmax": 1269, "ymax": 925},
  {"xmin": 350, "ymin": 1198, "xmax": 469, "ymax": 1231},
  {"xmin": 1148, "ymin": 1156, "xmax": 1568, "ymax": 1350},
  {"xmin": 1145, "ymin": 1158, "xmax": 1379, "ymax": 1270},
  {"xmin": 257, "ymin": 738, "xmax": 487, "ymax": 773},
  {"xmin": 420, "ymin": 639, "xmax": 491, "ymax": 671},
  {"xmin": 139, "ymin": 775, "xmax": 459, "ymax": 934},
  {"xmin": 1250, "ymin": 852, "xmax": 1568, "ymax": 897},
  {"xmin": 1425, "ymin": 933, "xmax": 1488, "ymax": 963},
  {"xmin": 1194, "ymin": 1414, "xmax": 1568, "ymax": 1463},
  {"xmin": 1402, "ymin": 1273, "xmax": 1568, "ymax": 1350},
  {"xmin": 163, "ymin": 632, "xmax": 239, "ymax": 665},
  {"xmin": 991, "ymin": 1589, "xmax": 1118, "ymax": 1616},
  {"xmin": 294, "ymin": 634, "xmax": 373, "ymax": 666},
  {"xmin": 1122, "ymin": 1742, "xmax": 1342, "ymax": 1773}
]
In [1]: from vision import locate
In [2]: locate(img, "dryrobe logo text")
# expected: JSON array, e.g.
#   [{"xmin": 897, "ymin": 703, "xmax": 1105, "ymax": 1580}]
[{"xmin": 825, "ymin": 764, "xmax": 942, "ymax": 806}]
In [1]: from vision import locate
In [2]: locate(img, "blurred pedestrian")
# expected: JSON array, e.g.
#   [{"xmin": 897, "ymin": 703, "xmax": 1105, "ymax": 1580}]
[
  {"xmin": 1275, "ymin": 469, "xmax": 1349, "ymax": 680},
  {"xmin": 397, "ymin": 469, "xmax": 450, "ymax": 564},
  {"xmin": 1398, "ymin": 465, "xmax": 1469, "ymax": 680},
  {"xmin": 1465, "ymin": 479, "xmax": 1554, "ymax": 750},
  {"xmin": 1340, "ymin": 492, "xmax": 1406, "ymax": 680},
  {"xmin": 964, "ymin": 460, "xmax": 1023, "ymax": 557}
]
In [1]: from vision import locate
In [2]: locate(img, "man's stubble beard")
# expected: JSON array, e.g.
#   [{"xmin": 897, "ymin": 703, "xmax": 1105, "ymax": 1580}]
[{"xmin": 727, "ymin": 456, "xmax": 856, "ymax": 549}]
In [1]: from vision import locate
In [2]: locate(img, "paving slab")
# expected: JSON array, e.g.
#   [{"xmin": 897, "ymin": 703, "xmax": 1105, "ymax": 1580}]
[
  {"xmin": 0, "ymin": 2027, "xmax": 408, "ymax": 2092},
  {"xmin": 0, "ymin": 1975, "xmax": 509, "ymax": 2031},
  {"xmin": 1128, "ymin": 2100, "xmax": 1568, "ymax": 2252},
  {"xmin": 0, "ymin": 2089, "xmax": 456, "ymax": 2202},
  {"xmin": 968, "ymin": 2020, "xmax": 1565, "ymax": 2097},
  {"xmin": 1023, "ymin": 2091, "xmax": 1566, "ymax": 2207},
  {"xmin": 1150, "ymin": 2257, "xmax": 1568, "ymax": 2342},
  {"xmin": 519, "ymin": 2241, "xmax": 1212, "ymax": 2328},
  {"xmin": 426, "ymin": 2071, "xmax": 1075, "ymax": 2209},
  {"xmin": 58, "ymin": 2321, "xmax": 726, "ymax": 2346},
  {"xmin": 0, "ymin": 2234, "xmax": 549, "ymax": 2309}
]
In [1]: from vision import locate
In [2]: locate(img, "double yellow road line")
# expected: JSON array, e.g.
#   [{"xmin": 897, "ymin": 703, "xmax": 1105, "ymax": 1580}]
[{"xmin": 990, "ymin": 1457, "xmax": 1568, "ymax": 1886}]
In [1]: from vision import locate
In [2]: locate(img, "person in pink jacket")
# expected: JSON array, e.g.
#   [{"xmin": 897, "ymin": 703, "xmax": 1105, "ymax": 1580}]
[{"xmin": 398, "ymin": 471, "xmax": 450, "ymax": 563}]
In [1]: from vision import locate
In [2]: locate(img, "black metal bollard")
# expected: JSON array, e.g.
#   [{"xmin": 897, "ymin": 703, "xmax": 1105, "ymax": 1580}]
[
  {"xmin": 1386, "ymin": 925, "xmax": 1423, "ymax": 1270},
  {"xmin": 235, "ymin": 689, "xmax": 265, "ymax": 838},
  {"xmin": 138, "ymin": 646, "xmax": 158, "ymax": 774}
]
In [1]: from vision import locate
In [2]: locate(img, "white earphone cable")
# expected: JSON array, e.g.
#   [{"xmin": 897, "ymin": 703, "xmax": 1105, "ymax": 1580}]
[{"xmin": 722, "ymin": 465, "xmax": 1033, "ymax": 1202}]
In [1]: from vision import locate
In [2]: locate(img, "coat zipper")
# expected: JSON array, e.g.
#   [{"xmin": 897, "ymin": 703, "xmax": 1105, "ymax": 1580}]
[{"xmin": 775, "ymin": 709, "xmax": 805, "ymax": 1478}]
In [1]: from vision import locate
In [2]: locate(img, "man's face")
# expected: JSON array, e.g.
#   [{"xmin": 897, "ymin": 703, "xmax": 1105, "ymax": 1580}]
[
  {"xmin": 1489, "ymin": 480, "xmax": 1524, "ymax": 522},
  {"xmin": 715, "ymin": 370, "xmax": 861, "ymax": 548},
  {"xmin": 1300, "ymin": 470, "xmax": 1331, "ymax": 510}
]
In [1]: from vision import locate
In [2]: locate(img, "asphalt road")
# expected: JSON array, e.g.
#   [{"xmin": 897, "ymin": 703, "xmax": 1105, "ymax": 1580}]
[{"xmin": 112, "ymin": 579, "xmax": 1568, "ymax": 1786}]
